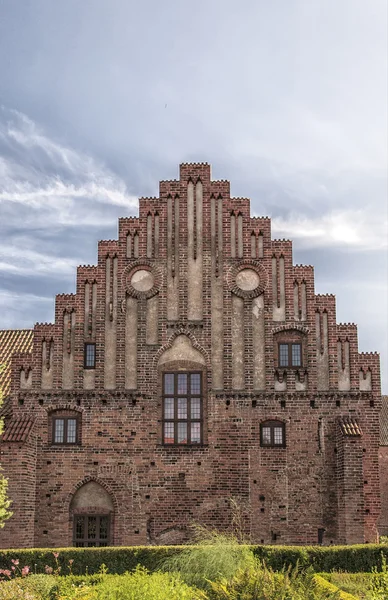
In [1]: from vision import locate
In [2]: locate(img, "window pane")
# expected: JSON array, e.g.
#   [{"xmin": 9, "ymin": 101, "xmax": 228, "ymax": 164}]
[
  {"xmin": 279, "ymin": 344, "xmax": 289, "ymax": 367},
  {"xmin": 75, "ymin": 516, "xmax": 84, "ymax": 540},
  {"xmin": 88, "ymin": 516, "xmax": 97, "ymax": 539},
  {"xmin": 54, "ymin": 419, "xmax": 64, "ymax": 443},
  {"xmin": 191, "ymin": 374, "xmax": 201, "ymax": 394},
  {"xmin": 177, "ymin": 422, "xmax": 187, "ymax": 444},
  {"xmin": 177, "ymin": 374, "xmax": 187, "ymax": 394},
  {"xmin": 164, "ymin": 422, "xmax": 174, "ymax": 444},
  {"xmin": 164, "ymin": 374, "xmax": 174, "ymax": 394},
  {"xmin": 291, "ymin": 344, "xmax": 301, "ymax": 366},
  {"xmin": 178, "ymin": 398, "xmax": 187, "ymax": 419},
  {"xmin": 99, "ymin": 516, "xmax": 109, "ymax": 540},
  {"xmin": 191, "ymin": 398, "xmax": 201, "ymax": 419},
  {"xmin": 67, "ymin": 419, "xmax": 77, "ymax": 443},
  {"xmin": 85, "ymin": 344, "xmax": 95, "ymax": 368},
  {"xmin": 274, "ymin": 427, "xmax": 284, "ymax": 445},
  {"xmin": 262, "ymin": 426, "xmax": 271, "ymax": 445},
  {"xmin": 164, "ymin": 398, "xmax": 174, "ymax": 419},
  {"xmin": 191, "ymin": 422, "xmax": 201, "ymax": 444}
]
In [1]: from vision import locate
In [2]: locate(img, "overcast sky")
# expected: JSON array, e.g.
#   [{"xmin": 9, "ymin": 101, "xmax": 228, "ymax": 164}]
[{"xmin": 0, "ymin": 0, "xmax": 387, "ymax": 392}]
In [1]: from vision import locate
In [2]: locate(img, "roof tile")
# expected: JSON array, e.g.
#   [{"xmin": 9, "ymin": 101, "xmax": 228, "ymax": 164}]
[
  {"xmin": 380, "ymin": 396, "xmax": 388, "ymax": 445},
  {"xmin": 0, "ymin": 329, "xmax": 33, "ymax": 398},
  {"xmin": 1, "ymin": 417, "xmax": 34, "ymax": 442},
  {"xmin": 338, "ymin": 416, "xmax": 362, "ymax": 437}
]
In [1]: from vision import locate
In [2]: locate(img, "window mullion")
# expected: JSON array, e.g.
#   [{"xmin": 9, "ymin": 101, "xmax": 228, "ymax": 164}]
[
  {"xmin": 188, "ymin": 387, "xmax": 191, "ymax": 444},
  {"xmin": 174, "ymin": 373, "xmax": 178, "ymax": 444}
]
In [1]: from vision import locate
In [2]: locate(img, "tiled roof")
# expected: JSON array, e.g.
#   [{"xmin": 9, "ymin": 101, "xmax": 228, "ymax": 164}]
[
  {"xmin": 1, "ymin": 417, "xmax": 34, "ymax": 442},
  {"xmin": 0, "ymin": 397, "xmax": 12, "ymax": 420},
  {"xmin": 0, "ymin": 329, "xmax": 33, "ymax": 399},
  {"xmin": 380, "ymin": 396, "xmax": 388, "ymax": 446},
  {"xmin": 338, "ymin": 416, "xmax": 362, "ymax": 437}
]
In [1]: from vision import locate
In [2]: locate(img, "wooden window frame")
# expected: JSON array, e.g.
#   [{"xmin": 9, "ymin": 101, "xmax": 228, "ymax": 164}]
[
  {"xmin": 52, "ymin": 415, "xmax": 80, "ymax": 445},
  {"xmin": 162, "ymin": 372, "xmax": 203, "ymax": 445},
  {"xmin": 84, "ymin": 342, "xmax": 96, "ymax": 369},
  {"xmin": 73, "ymin": 514, "xmax": 110, "ymax": 547},
  {"xmin": 278, "ymin": 342, "xmax": 302, "ymax": 368},
  {"xmin": 260, "ymin": 420, "xmax": 286, "ymax": 448}
]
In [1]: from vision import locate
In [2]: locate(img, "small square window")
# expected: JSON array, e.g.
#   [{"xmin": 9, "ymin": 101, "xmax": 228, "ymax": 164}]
[
  {"xmin": 84, "ymin": 343, "xmax": 96, "ymax": 369},
  {"xmin": 260, "ymin": 421, "xmax": 285, "ymax": 448},
  {"xmin": 278, "ymin": 343, "xmax": 302, "ymax": 368},
  {"xmin": 53, "ymin": 416, "xmax": 79, "ymax": 445}
]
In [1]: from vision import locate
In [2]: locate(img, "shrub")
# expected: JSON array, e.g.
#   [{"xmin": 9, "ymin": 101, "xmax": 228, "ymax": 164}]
[
  {"xmin": 76, "ymin": 567, "xmax": 204, "ymax": 600},
  {"xmin": 313, "ymin": 575, "xmax": 358, "ymax": 600},
  {"xmin": 209, "ymin": 564, "xmax": 341, "ymax": 600},
  {"xmin": 161, "ymin": 525, "xmax": 255, "ymax": 589},
  {"xmin": 1, "ymin": 543, "xmax": 388, "ymax": 576}
]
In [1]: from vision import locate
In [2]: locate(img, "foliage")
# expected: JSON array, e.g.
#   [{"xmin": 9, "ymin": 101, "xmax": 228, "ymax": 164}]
[
  {"xmin": 379, "ymin": 536, "xmax": 388, "ymax": 545},
  {"xmin": 252, "ymin": 543, "xmax": 388, "ymax": 573},
  {"xmin": 0, "ymin": 363, "xmax": 12, "ymax": 529},
  {"xmin": 1, "ymin": 543, "xmax": 388, "ymax": 577},
  {"xmin": 86, "ymin": 566, "xmax": 205, "ymax": 600},
  {"xmin": 0, "ymin": 566, "xmax": 204, "ymax": 600},
  {"xmin": 368, "ymin": 553, "xmax": 388, "ymax": 600},
  {"xmin": 161, "ymin": 525, "xmax": 255, "ymax": 589},
  {"xmin": 313, "ymin": 575, "xmax": 358, "ymax": 600},
  {"xmin": 208, "ymin": 564, "xmax": 341, "ymax": 600}
]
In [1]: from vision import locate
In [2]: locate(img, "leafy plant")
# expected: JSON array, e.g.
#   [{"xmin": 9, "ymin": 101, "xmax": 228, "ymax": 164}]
[
  {"xmin": 0, "ymin": 363, "xmax": 12, "ymax": 528},
  {"xmin": 161, "ymin": 524, "xmax": 255, "ymax": 590},
  {"xmin": 81, "ymin": 566, "xmax": 204, "ymax": 600},
  {"xmin": 208, "ymin": 563, "xmax": 340, "ymax": 600}
]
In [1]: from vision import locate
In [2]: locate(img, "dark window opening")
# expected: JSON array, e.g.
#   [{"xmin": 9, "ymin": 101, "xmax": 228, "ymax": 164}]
[
  {"xmin": 162, "ymin": 372, "xmax": 202, "ymax": 445},
  {"xmin": 260, "ymin": 420, "xmax": 285, "ymax": 448},
  {"xmin": 53, "ymin": 417, "xmax": 79, "ymax": 445},
  {"xmin": 84, "ymin": 343, "xmax": 96, "ymax": 369},
  {"xmin": 318, "ymin": 528, "xmax": 325, "ymax": 545},
  {"xmin": 73, "ymin": 515, "xmax": 110, "ymax": 547},
  {"xmin": 279, "ymin": 343, "xmax": 302, "ymax": 367}
]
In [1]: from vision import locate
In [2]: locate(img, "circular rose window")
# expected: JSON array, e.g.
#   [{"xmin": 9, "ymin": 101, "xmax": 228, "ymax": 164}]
[
  {"xmin": 235, "ymin": 268, "xmax": 260, "ymax": 291},
  {"xmin": 130, "ymin": 269, "xmax": 154, "ymax": 292}
]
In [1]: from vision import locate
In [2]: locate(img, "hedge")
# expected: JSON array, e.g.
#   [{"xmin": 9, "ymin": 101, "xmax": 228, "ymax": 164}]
[
  {"xmin": 313, "ymin": 575, "xmax": 358, "ymax": 600},
  {"xmin": 0, "ymin": 543, "xmax": 387, "ymax": 575}
]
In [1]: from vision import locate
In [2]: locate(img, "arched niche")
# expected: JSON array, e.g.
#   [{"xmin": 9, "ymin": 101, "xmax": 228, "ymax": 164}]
[
  {"xmin": 70, "ymin": 481, "xmax": 114, "ymax": 514},
  {"xmin": 158, "ymin": 334, "xmax": 206, "ymax": 366}
]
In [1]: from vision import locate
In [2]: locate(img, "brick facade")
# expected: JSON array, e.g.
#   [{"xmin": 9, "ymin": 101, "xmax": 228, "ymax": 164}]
[{"xmin": 0, "ymin": 162, "xmax": 382, "ymax": 548}]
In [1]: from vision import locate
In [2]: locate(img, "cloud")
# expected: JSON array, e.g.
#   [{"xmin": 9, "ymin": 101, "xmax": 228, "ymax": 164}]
[
  {"xmin": 271, "ymin": 209, "xmax": 388, "ymax": 250},
  {"xmin": 0, "ymin": 107, "xmax": 138, "ymax": 228}
]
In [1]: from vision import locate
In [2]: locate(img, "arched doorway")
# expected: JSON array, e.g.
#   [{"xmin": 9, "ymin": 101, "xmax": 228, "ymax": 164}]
[{"xmin": 70, "ymin": 481, "xmax": 114, "ymax": 547}]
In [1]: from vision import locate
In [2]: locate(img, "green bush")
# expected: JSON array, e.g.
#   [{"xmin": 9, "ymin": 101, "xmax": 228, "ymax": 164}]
[
  {"xmin": 314, "ymin": 575, "xmax": 358, "ymax": 600},
  {"xmin": 161, "ymin": 526, "xmax": 255, "ymax": 590},
  {"xmin": 1, "ymin": 543, "xmax": 388, "ymax": 576},
  {"xmin": 208, "ymin": 564, "xmax": 341, "ymax": 600},
  {"xmin": 94, "ymin": 568, "xmax": 204, "ymax": 600},
  {"xmin": 0, "ymin": 545, "xmax": 183, "ymax": 576}
]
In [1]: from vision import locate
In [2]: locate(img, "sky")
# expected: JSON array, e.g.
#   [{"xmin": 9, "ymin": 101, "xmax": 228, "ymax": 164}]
[{"xmin": 0, "ymin": 0, "xmax": 387, "ymax": 391}]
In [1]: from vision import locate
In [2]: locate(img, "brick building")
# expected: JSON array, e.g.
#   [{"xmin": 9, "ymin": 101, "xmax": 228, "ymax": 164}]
[{"xmin": 0, "ymin": 163, "xmax": 382, "ymax": 548}]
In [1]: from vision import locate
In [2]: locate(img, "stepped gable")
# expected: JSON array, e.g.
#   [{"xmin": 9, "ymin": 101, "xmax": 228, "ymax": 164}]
[
  {"xmin": 0, "ymin": 161, "xmax": 383, "ymax": 549},
  {"xmin": 0, "ymin": 329, "xmax": 33, "ymax": 398}
]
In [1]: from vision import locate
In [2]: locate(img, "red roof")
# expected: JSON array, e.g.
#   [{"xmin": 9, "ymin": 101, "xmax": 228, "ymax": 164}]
[
  {"xmin": 0, "ymin": 329, "xmax": 33, "ymax": 398},
  {"xmin": 1, "ymin": 417, "xmax": 34, "ymax": 442}
]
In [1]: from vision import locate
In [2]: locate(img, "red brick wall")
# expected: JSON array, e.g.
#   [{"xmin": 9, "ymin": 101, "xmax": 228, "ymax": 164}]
[{"xmin": 0, "ymin": 162, "xmax": 381, "ymax": 548}]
